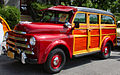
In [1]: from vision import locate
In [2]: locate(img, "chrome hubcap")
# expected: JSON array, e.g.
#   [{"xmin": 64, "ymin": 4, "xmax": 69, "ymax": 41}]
[
  {"xmin": 53, "ymin": 57, "xmax": 59, "ymax": 66},
  {"xmin": 105, "ymin": 47, "xmax": 108, "ymax": 53}
]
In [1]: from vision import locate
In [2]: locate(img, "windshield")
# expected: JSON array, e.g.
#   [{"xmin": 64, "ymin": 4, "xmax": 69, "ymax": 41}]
[{"xmin": 40, "ymin": 10, "xmax": 71, "ymax": 23}]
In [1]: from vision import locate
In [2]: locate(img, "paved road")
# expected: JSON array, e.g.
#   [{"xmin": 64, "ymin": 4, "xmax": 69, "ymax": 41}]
[{"xmin": 0, "ymin": 48, "xmax": 120, "ymax": 75}]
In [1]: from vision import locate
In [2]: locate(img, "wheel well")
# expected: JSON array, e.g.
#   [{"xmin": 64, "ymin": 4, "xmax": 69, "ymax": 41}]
[
  {"xmin": 107, "ymin": 41, "xmax": 114, "ymax": 50},
  {"xmin": 52, "ymin": 45, "xmax": 71, "ymax": 61}
]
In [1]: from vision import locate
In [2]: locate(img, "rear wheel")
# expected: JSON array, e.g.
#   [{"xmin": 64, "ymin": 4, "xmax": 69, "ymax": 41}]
[
  {"xmin": 100, "ymin": 43, "xmax": 111, "ymax": 59},
  {"xmin": 44, "ymin": 48, "xmax": 66, "ymax": 73}
]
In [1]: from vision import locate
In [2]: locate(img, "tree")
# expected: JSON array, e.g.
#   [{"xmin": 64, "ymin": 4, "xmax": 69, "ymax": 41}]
[
  {"xmin": 0, "ymin": 0, "xmax": 4, "ymax": 7},
  {"xmin": 72, "ymin": 0, "xmax": 120, "ymax": 13}
]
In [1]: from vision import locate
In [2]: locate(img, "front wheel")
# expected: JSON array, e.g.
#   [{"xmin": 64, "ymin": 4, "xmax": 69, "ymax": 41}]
[
  {"xmin": 44, "ymin": 48, "xmax": 66, "ymax": 73},
  {"xmin": 100, "ymin": 43, "xmax": 111, "ymax": 59}
]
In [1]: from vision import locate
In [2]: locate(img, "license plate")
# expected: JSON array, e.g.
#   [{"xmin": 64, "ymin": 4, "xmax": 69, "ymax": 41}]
[{"xmin": 7, "ymin": 51, "xmax": 14, "ymax": 59}]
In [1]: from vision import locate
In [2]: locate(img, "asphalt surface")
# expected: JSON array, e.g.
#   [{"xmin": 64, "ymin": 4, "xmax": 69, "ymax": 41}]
[{"xmin": 0, "ymin": 48, "xmax": 120, "ymax": 75}]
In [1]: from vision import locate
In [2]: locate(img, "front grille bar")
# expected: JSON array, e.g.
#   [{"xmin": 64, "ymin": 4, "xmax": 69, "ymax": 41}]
[
  {"xmin": 6, "ymin": 44, "xmax": 34, "ymax": 55},
  {"xmin": 13, "ymin": 30, "xmax": 26, "ymax": 34},
  {"xmin": 7, "ymin": 40, "xmax": 30, "ymax": 48},
  {"xmin": 8, "ymin": 35, "xmax": 27, "ymax": 42}
]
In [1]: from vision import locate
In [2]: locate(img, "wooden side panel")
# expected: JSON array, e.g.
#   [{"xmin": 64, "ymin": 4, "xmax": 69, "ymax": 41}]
[
  {"xmin": 73, "ymin": 29, "xmax": 87, "ymax": 35},
  {"xmin": 90, "ymin": 36, "xmax": 99, "ymax": 48},
  {"xmin": 90, "ymin": 29, "xmax": 100, "ymax": 35},
  {"xmin": 102, "ymin": 28, "xmax": 116, "ymax": 45},
  {"xmin": 74, "ymin": 37, "xmax": 87, "ymax": 51},
  {"xmin": 102, "ymin": 29, "xmax": 116, "ymax": 34},
  {"xmin": 89, "ymin": 28, "xmax": 100, "ymax": 49}
]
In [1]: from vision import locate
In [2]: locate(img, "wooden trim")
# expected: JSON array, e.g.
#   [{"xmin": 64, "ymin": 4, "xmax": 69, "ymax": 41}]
[
  {"xmin": 99, "ymin": 14, "xmax": 102, "ymax": 48},
  {"xmin": 101, "ymin": 27, "xmax": 116, "ymax": 29},
  {"xmin": 73, "ymin": 50, "xmax": 101, "ymax": 57},
  {"xmin": 87, "ymin": 13, "xmax": 90, "ymax": 51},
  {"xmin": 89, "ymin": 47, "xmax": 100, "ymax": 52},
  {"xmin": 101, "ymin": 24, "xmax": 116, "ymax": 26},
  {"xmin": 74, "ymin": 35, "xmax": 88, "ymax": 37},
  {"xmin": 73, "ymin": 49, "xmax": 88, "ymax": 55},
  {"xmin": 101, "ymin": 36, "xmax": 111, "ymax": 44},
  {"xmin": 90, "ymin": 35, "xmax": 100, "ymax": 37},
  {"xmin": 102, "ymin": 33, "xmax": 116, "ymax": 36}
]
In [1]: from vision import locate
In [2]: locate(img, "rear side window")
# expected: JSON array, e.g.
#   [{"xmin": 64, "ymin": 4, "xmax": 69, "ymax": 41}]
[
  {"xmin": 74, "ymin": 13, "xmax": 86, "ymax": 23},
  {"xmin": 101, "ymin": 15, "xmax": 115, "ymax": 24},
  {"xmin": 89, "ymin": 14, "xmax": 98, "ymax": 24}
]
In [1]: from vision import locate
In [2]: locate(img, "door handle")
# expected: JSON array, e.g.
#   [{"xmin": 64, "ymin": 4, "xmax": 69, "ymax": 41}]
[{"xmin": 89, "ymin": 29, "xmax": 91, "ymax": 32}]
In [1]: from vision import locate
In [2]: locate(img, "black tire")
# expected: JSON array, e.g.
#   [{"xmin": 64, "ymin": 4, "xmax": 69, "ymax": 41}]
[
  {"xmin": 100, "ymin": 43, "xmax": 111, "ymax": 59},
  {"xmin": 44, "ymin": 48, "xmax": 66, "ymax": 74}
]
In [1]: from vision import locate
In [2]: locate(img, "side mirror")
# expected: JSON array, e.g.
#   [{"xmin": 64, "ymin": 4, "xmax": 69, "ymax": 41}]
[
  {"xmin": 74, "ymin": 22, "xmax": 79, "ymax": 28},
  {"xmin": 64, "ymin": 22, "xmax": 72, "ymax": 28}
]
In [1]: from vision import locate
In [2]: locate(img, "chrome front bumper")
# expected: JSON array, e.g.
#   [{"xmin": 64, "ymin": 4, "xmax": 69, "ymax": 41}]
[{"xmin": 7, "ymin": 46, "xmax": 37, "ymax": 64}]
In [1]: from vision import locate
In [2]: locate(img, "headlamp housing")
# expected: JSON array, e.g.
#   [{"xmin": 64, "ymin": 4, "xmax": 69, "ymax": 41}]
[{"xmin": 30, "ymin": 37, "xmax": 36, "ymax": 46}]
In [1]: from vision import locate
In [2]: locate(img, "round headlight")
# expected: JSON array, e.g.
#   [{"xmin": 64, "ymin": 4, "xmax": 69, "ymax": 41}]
[
  {"xmin": 30, "ymin": 37, "xmax": 36, "ymax": 46},
  {"xmin": 5, "ymin": 32, "xmax": 8, "ymax": 39}
]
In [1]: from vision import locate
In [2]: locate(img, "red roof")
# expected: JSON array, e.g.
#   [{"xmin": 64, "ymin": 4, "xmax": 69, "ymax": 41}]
[{"xmin": 48, "ymin": 5, "xmax": 77, "ymax": 12}]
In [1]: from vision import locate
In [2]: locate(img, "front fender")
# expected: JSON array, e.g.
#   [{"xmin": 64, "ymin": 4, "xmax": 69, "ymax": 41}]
[
  {"xmin": 38, "ymin": 40, "xmax": 72, "ymax": 64},
  {"xmin": 45, "ymin": 40, "xmax": 72, "ymax": 58}
]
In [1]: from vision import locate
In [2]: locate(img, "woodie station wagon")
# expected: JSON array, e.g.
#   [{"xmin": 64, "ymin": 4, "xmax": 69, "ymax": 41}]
[{"xmin": 5, "ymin": 5, "xmax": 117, "ymax": 73}]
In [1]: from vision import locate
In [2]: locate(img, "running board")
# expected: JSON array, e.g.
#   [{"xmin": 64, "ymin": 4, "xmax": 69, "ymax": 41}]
[{"xmin": 73, "ymin": 50, "xmax": 101, "ymax": 58}]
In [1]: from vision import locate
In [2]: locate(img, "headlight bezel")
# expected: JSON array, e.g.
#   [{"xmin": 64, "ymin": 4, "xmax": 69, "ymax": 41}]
[{"xmin": 30, "ymin": 37, "xmax": 36, "ymax": 46}]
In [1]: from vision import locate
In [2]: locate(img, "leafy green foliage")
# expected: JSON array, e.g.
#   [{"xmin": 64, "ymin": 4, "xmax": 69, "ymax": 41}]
[
  {"xmin": 114, "ymin": 13, "xmax": 120, "ymax": 22},
  {"xmin": 31, "ymin": 0, "xmax": 120, "ymax": 22},
  {"xmin": 30, "ymin": 2, "xmax": 53, "ymax": 22},
  {"xmin": 60, "ymin": 0, "xmax": 120, "ymax": 13},
  {"xmin": 31, "ymin": 2, "xmax": 53, "ymax": 11},
  {"xmin": 60, "ymin": 0, "xmax": 120, "ymax": 22},
  {"xmin": 0, "ymin": 6, "xmax": 20, "ymax": 29}
]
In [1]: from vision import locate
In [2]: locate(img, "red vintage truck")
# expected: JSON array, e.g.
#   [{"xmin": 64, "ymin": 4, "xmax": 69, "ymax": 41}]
[{"xmin": 6, "ymin": 5, "xmax": 116, "ymax": 73}]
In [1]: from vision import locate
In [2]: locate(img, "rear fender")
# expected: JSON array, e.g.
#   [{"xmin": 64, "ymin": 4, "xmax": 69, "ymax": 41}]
[{"xmin": 101, "ymin": 36, "xmax": 113, "ymax": 52}]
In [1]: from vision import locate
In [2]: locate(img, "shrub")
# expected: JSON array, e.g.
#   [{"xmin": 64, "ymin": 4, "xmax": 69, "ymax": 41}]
[{"xmin": 0, "ymin": 6, "xmax": 20, "ymax": 29}]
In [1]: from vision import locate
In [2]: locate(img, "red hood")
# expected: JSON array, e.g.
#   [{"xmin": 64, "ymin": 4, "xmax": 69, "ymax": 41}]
[{"xmin": 15, "ymin": 22, "xmax": 71, "ymax": 34}]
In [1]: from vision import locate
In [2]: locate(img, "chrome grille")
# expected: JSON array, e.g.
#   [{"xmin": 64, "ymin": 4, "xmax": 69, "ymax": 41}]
[{"xmin": 6, "ymin": 31, "xmax": 30, "ymax": 51}]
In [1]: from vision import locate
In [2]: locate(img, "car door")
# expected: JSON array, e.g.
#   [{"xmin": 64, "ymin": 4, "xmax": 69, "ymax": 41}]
[
  {"xmin": 72, "ymin": 12, "xmax": 89, "ymax": 55},
  {"xmin": 88, "ymin": 14, "xmax": 100, "ymax": 52}
]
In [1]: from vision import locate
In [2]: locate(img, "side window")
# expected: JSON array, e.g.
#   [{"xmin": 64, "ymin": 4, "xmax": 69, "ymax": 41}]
[
  {"xmin": 74, "ymin": 13, "xmax": 86, "ymax": 23},
  {"xmin": 101, "ymin": 15, "xmax": 115, "ymax": 24},
  {"xmin": 89, "ymin": 14, "xmax": 98, "ymax": 24}
]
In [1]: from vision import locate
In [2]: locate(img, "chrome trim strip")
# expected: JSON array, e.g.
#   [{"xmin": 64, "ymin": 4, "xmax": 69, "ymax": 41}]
[
  {"xmin": 8, "ymin": 35, "xmax": 27, "ymax": 42},
  {"xmin": 13, "ymin": 30, "xmax": 26, "ymax": 34},
  {"xmin": 7, "ymin": 40, "xmax": 30, "ymax": 48}
]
